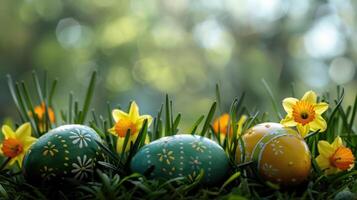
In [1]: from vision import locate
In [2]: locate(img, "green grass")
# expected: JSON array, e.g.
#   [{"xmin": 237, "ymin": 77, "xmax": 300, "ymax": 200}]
[{"xmin": 0, "ymin": 72, "xmax": 357, "ymax": 200}]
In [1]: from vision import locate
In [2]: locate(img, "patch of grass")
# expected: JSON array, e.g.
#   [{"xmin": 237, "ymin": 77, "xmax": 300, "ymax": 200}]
[{"xmin": 0, "ymin": 72, "xmax": 357, "ymax": 200}]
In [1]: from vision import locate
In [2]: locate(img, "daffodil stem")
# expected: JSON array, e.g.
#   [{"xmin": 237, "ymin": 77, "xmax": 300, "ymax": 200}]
[{"xmin": 0, "ymin": 157, "xmax": 11, "ymax": 171}]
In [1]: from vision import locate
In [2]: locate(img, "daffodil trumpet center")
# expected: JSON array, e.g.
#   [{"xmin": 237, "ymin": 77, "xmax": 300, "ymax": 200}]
[
  {"xmin": 114, "ymin": 118, "xmax": 138, "ymax": 137},
  {"xmin": 329, "ymin": 147, "xmax": 355, "ymax": 170},
  {"xmin": 1, "ymin": 138, "xmax": 24, "ymax": 158},
  {"xmin": 292, "ymin": 101, "xmax": 316, "ymax": 125}
]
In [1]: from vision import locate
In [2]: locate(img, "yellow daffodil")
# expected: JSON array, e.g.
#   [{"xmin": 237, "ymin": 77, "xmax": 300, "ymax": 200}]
[
  {"xmin": 0, "ymin": 123, "xmax": 37, "ymax": 168},
  {"xmin": 316, "ymin": 136, "xmax": 355, "ymax": 175},
  {"xmin": 29, "ymin": 103, "xmax": 56, "ymax": 132},
  {"xmin": 109, "ymin": 101, "xmax": 152, "ymax": 153},
  {"xmin": 280, "ymin": 90, "xmax": 329, "ymax": 137},
  {"xmin": 212, "ymin": 113, "xmax": 247, "ymax": 143}
]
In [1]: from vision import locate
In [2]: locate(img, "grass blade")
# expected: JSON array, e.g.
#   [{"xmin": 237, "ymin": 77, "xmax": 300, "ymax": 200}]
[
  {"xmin": 190, "ymin": 115, "xmax": 204, "ymax": 135},
  {"xmin": 261, "ymin": 79, "xmax": 282, "ymax": 120},
  {"xmin": 49, "ymin": 79, "xmax": 58, "ymax": 106},
  {"xmin": 32, "ymin": 71, "xmax": 44, "ymax": 103},
  {"xmin": 200, "ymin": 102, "xmax": 217, "ymax": 136},
  {"xmin": 216, "ymin": 84, "xmax": 222, "ymax": 112},
  {"xmin": 7, "ymin": 75, "xmax": 26, "ymax": 122},
  {"xmin": 165, "ymin": 94, "xmax": 171, "ymax": 136},
  {"xmin": 172, "ymin": 113, "xmax": 181, "ymax": 134},
  {"xmin": 78, "ymin": 71, "xmax": 97, "ymax": 124}
]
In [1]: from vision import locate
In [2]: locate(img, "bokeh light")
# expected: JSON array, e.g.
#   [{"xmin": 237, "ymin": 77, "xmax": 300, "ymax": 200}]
[{"xmin": 1, "ymin": 0, "xmax": 357, "ymax": 129}]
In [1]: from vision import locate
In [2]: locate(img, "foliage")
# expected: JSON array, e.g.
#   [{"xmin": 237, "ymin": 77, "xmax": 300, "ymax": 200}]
[{"xmin": 0, "ymin": 72, "xmax": 357, "ymax": 200}]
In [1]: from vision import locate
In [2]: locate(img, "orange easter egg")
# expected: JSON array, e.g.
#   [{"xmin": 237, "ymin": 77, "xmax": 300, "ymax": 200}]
[{"xmin": 236, "ymin": 122, "xmax": 311, "ymax": 186}]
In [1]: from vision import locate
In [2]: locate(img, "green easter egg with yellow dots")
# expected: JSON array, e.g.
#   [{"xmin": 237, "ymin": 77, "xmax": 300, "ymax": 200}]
[
  {"xmin": 130, "ymin": 135, "xmax": 230, "ymax": 185},
  {"xmin": 23, "ymin": 125, "xmax": 106, "ymax": 184}
]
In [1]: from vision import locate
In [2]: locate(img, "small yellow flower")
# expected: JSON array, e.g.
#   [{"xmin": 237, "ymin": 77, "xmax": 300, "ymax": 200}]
[
  {"xmin": 212, "ymin": 113, "xmax": 247, "ymax": 143},
  {"xmin": 0, "ymin": 123, "xmax": 37, "ymax": 168},
  {"xmin": 280, "ymin": 90, "xmax": 329, "ymax": 137},
  {"xmin": 109, "ymin": 101, "xmax": 152, "ymax": 153},
  {"xmin": 316, "ymin": 136, "xmax": 355, "ymax": 175}
]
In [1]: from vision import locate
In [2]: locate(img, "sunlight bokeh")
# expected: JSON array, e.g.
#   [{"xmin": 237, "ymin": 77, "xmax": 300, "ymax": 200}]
[{"xmin": 0, "ymin": 0, "xmax": 356, "ymax": 130}]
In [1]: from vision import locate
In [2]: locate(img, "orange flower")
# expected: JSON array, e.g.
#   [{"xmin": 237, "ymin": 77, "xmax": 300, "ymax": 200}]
[
  {"xmin": 212, "ymin": 113, "xmax": 246, "ymax": 143},
  {"xmin": 29, "ymin": 103, "xmax": 55, "ymax": 132},
  {"xmin": 329, "ymin": 147, "xmax": 355, "ymax": 170},
  {"xmin": 212, "ymin": 114, "xmax": 230, "ymax": 135},
  {"xmin": 33, "ymin": 103, "xmax": 55, "ymax": 123},
  {"xmin": 316, "ymin": 136, "xmax": 355, "ymax": 175}
]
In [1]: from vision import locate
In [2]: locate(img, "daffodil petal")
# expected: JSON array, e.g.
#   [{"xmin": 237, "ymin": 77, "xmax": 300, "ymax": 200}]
[
  {"xmin": 108, "ymin": 127, "xmax": 117, "ymax": 136},
  {"xmin": 219, "ymin": 134, "xmax": 226, "ymax": 144},
  {"xmin": 129, "ymin": 101, "xmax": 140, "ymax": 120},
  {"xmin": 112, "ymin": 109, "xmax": 128, "ymax": 122},
  {"xmin": 237, "ymin": 115, "xmax": 247, "ymax": 135},
  {"xmin": 7, "ymin": 158, "xmax": 16, "ymax": 168},
  {"xmin": 144, "ymin": 135, "xmax": 150, "ymax": 144},
  {"xmin": 2, "ymin": 125, "xmax": 16, "ymax": 139},
  {"xmin": 315, "ymin": 102, "xmax": 329, "ymax": 115},
  {"xmin": 116, "ymin": 135, "xmax": 137, "ymax": 153},
  {"xmin": 318, "ymin": 140, "xmax": 335, "ymax": 158},
  {"xmin": 280, "ymin": 115, "xmax": 297, "ymax": 127},
  {"xmin": 309, "ymin": 115, "xmax": 327, "ymax": 132},
  {"xmin": 331, "ymin": 136, "xmax": 343, "ymax": 150},
  {"xmin": 349, "ymin": 163, "xmax": 355, "ymax": 170},
  {"xmin": 325, "ymin": 167, "xmax": 340, "ymax": 175},
  {"xmin": 315, "ymin": 155, "xmax": 331, "ymax": 170},
  {"xmin": 15, "ymin": 123, "xmax": 32, "ymax": 137},
  {"xmin": 301, "ymin": 90, "xmax": 317, "ymax": 104},
  {"xmin": 282, "ymin": 98, "xmax": 298, "ymax": 113},
  {"xmin": 21, "ymin": 137, "xmax": 37, "ymax": 150},
  {"xmin": 17, "ymin": 153, "xmax": 25, "ymax": 168},
  {"xmin": 297, "ymin": 124, "xmax": 309, "ymax": 137},
  {"xmin": 138, "ymin": 115, "xmax": 153, "ymax": 126},
  {"xmin": 116, "ymin": 136, "xmax": 127, "ymax": 153}
]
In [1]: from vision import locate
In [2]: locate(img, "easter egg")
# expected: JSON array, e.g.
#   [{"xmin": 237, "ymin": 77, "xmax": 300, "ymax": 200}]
[
  {"xmin": 130, "ymin": 135, "xmax": 230, "ymax": 185},
  {"xmin": 23, "ymin": 125, "xmax": 106, "ymax": 184},
  {"xmin": 236, "ymin": 122, "xmax": 311, "ymax": 185}
]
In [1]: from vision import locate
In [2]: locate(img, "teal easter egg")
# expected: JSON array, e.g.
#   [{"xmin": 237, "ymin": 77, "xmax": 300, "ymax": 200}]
[
  {"xmin": 23, "ymin": 125, "xmax": 106, "ymax": 184},
  {"xmin": 130, "ymin": 135, "xmax": 230, "ymax": 185}
]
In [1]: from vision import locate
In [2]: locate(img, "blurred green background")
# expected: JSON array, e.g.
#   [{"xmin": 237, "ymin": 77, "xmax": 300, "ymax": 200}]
[{"xmin": 0, "ymin": 0, "xmax": 356, "ymax": 131}]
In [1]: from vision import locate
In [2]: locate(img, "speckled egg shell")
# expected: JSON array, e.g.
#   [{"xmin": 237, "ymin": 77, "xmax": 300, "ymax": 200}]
[
  {"xmin": 236, "ymin": 122, "xmax": 311, "ymax": 186},
  {"xmin": 130, "ymin": 135, "xmax": 230, "ymax": 185},
  {"xmin": 23, "ymin": 125, "xmax": 106, "ymax": 184}
]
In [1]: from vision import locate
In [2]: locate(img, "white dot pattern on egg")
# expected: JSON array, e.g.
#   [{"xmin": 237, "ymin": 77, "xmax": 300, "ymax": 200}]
[{"xmin": 23, "ymin": 125, "xmax": 106, "ymax": 184}]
